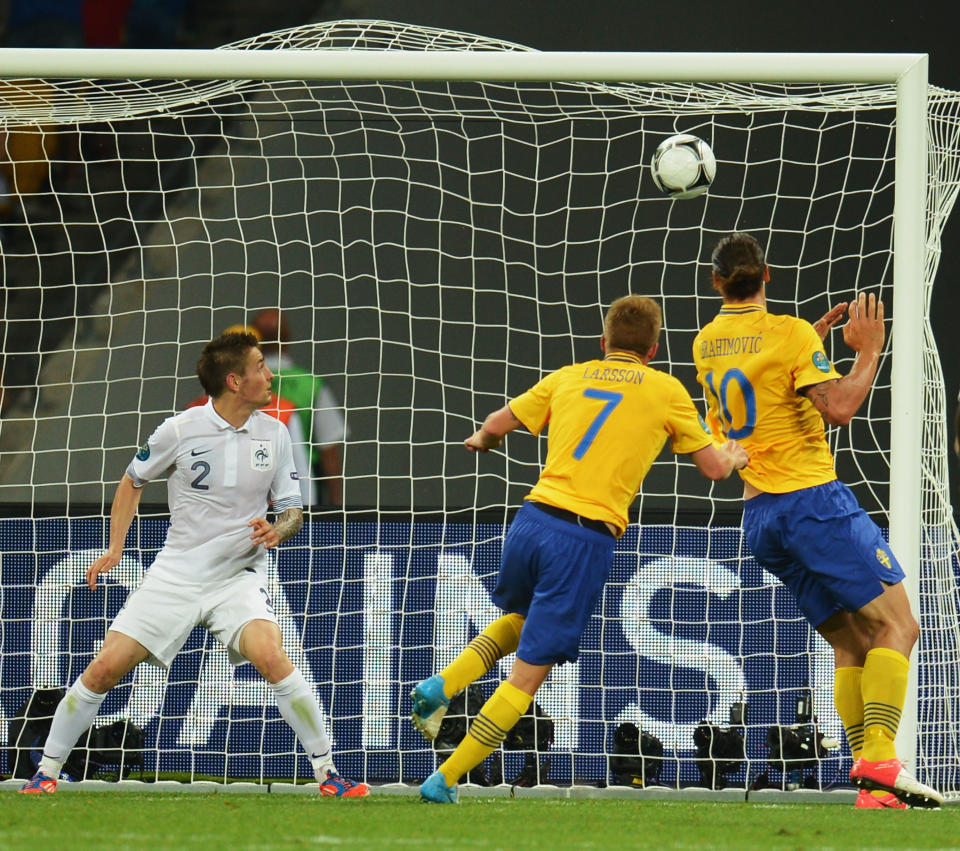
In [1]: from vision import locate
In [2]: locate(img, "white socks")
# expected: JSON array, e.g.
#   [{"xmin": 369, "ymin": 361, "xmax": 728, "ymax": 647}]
[
  {"xmin": 38, "ymin": 670, "xmax": 335, "ymax": 783},
  {"xmin": 271, "ymin": 669, "xmax": 335, "ymax": 780},
  {"xmin": 38, "ymin": 677, "xmax": 107, "ymax": 778}
]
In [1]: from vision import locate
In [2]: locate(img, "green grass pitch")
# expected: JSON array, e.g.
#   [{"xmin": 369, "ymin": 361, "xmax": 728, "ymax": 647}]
[{"xmin": 2, "ymin": 792, "xmax": 959, "ymax": 849}]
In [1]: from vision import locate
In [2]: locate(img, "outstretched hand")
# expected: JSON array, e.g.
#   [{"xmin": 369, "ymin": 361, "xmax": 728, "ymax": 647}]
[
  {"xmin": 464, "ymin": 430, "xmax": 501, "ymax": 453},
  {"xmin": 813, "ymin": 302, "xmax": 848, "ymax": 341},
  {"xmin": 841, "ymin": 292, "xmax": 885, "ymax": 355}
]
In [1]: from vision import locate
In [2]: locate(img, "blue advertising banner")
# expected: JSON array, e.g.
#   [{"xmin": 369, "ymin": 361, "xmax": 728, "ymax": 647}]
[{"xmin": 0, "ymin": 517, "xmax": 848, "ymax": 786}]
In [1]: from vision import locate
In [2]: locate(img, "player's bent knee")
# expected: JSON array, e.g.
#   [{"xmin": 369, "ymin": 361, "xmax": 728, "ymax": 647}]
[
  {"xmin": 505, "ymin": 612, "xmax": 525, "ymax": 638},
  {"xmin": 871, "ymin": 613, "xmax": 919, "ymax": 656},
  {"xmin": 238, "ymin": 620, "xmax": 288, "ymax": 674},
  {"xmin": 898, "ymin": 614, "xmax": 920, "ymax": 650},
  {"xmin": 83, "ymin": 658, "xmax": 124, "ymax": 693},
  {"xmin": 255, "ymin": 655, "xmax": 294, "ymax": 684},
  {"xmin": 881, "ymin": 601, "xmax": 920, "ymax": 648}
]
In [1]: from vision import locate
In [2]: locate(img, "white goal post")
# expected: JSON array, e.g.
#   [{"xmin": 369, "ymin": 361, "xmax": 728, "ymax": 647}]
[{"xmin": 1, "ymin": 21, "xmax": 958, "ymax": 796}]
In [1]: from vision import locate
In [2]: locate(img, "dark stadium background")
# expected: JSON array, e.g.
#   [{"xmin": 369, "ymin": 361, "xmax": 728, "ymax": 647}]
[
  {"xmin": 321, "ymin": 0, "xmax": 960, "ymax": 512},
  {"xmin": 2, "ymin": 0, "xmax": 957, "ymax": 513}
]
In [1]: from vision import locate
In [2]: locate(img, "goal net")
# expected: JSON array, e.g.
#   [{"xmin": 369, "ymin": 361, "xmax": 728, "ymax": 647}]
[{"xmin": 2, "ymin": 20, "xmax": 960, "ymax": 795}]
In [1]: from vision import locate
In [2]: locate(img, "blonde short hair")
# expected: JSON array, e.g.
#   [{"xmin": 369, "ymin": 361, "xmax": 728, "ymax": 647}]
[
  {"xmin": 222, "ymin": 323, "xmax": 262, "ymax": 341},
  {"xmin": 603, "ymin": 295, "xmax": 662, "ymax": 356}
]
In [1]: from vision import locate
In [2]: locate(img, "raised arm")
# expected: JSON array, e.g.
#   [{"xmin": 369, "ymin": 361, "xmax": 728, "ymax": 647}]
[
  {"xmin": 689, "ymin": 439, "xmax": 749, "ymax": 481},
  {"xmin": 86, "ymin": 473, "xmax": 144, "ymax": 590},
  {"xmin": 464, "ymin": 404, "xmax": 523, "ymax": 452},
  {"xmin": 804, "ymin": 292, "xmax": 885, "ymax": 427}
]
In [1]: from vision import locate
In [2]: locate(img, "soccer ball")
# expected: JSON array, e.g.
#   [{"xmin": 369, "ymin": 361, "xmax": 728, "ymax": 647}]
[{"xmin": 650, "ymin": 133, "xmax": 716, "ymax": 200}]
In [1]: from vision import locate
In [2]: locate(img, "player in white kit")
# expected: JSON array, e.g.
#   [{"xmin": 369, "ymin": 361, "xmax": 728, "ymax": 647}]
[{"xmin": 19, "ymin": 331, "xmax": 368, "ymax": 797}]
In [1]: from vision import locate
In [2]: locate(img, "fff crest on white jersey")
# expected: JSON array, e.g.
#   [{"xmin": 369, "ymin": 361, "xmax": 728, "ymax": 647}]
[{"xmin": 251, "ymin": 439, "xmax": 273, "ymax": 471}]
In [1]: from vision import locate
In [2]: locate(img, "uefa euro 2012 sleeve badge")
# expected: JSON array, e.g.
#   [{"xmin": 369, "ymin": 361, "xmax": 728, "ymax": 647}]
[
  {"xmin": 812, "ymin": 351, "xmax": 831, "ymax": 373},
  {"xmin": 136, "ymin": 441, "xmax": 150, "ymax": 461}
]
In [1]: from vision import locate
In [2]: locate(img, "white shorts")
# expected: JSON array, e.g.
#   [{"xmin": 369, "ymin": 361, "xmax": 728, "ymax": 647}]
[{"xmin": 109, "ymin": 566, "xmax": 279, "ymax": 669}]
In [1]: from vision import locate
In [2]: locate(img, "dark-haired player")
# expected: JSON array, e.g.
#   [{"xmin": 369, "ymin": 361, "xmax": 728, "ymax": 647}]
[
  {"xmin": 19, "ymin": 331, "xmax": 367, "ymax": 797},
  {"xmin": 693, "ymin": 232, "xmax": 941, "ymax": 809}
]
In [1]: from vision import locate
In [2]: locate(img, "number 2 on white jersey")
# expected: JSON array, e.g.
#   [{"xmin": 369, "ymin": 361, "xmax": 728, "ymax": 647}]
[{"xmin": 190, "ymin": 460, "xmax": 211, "ymax": 490}]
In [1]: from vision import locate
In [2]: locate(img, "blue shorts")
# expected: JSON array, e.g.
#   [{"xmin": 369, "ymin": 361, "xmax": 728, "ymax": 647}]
[
  {"xmin": 742, "ymin": 479, "xmax": 905, "ymax": 628},
  {"xmin": 491, "ymin": 502, "xmax": 616, "ymax": 665}
]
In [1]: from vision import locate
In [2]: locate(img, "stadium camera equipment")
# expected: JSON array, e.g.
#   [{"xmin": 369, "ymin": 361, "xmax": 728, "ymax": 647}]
[
  {"xmin": 503, "ymin": 701, "xmax": 555, "ymax": 787},
  {"xmin": 764, "ymin": 692, "xmax": 840, "ymax": 790},
  {"xmin": 432, "ymin": 684, "xmax": 495, "ymax": 786},
  {"xmin": 8, "ymin": 687, "xmax": 145, "ymax": 782},
  {"xmin": 693, "ymin": 696, "xmax": 748, "ymax": 789},
  {"xmin": 608, "ymin": 722, "xmax": 664, "ymax": 787}
]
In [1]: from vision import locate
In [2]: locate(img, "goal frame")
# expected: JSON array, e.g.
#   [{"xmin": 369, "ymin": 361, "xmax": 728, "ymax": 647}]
[{"xmin": 0, "ymin": 45, "xmax": 929, "ymax": 768}]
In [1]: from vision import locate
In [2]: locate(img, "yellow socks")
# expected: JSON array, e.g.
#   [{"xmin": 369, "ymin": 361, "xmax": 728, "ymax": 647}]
[
  {"xmin": 860, "ymin": 647, "xmax": 909, "ymax": 763},
  {"xmin": 439, "ymin": 680, "xmax": 532, "ymax": 786},
  {"xmin": 834, "ymin": 666, "xmax": 864, "ymax": 760},
  {"xmin": 433, "ymin": 614, "xmax": 528, "ymax": 785},
  {"xmin": 439, "ymin": 613, "xmax": 524, "ymax": 698}
]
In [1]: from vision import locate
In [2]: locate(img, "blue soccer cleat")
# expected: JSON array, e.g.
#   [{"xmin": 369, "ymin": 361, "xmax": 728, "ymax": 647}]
[
  {"xmin": 18, "ymin": 772, "xmax": 57, "ymax": 794},
  {"xmin": 410, "ymin": 674, "xmax": 450, "ymax": 741},
  {"xmin": 420, "ymin": 770, "xmax": 458, "ymax": 804}
]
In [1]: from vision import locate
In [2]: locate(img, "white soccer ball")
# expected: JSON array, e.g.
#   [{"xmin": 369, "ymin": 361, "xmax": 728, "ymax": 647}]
[{"xmin": 650, "ymin": 133, "xmax": 716, "ymax": 200}]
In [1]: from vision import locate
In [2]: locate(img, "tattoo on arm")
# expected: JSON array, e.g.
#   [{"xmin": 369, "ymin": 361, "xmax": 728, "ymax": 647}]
[
  {"xmin": 807, "ymin": 380, "xmax": 837, "ymax": 412},
  {"xmin": 272, "ymin": 507, "xmax": 303, "ymax": 542}
]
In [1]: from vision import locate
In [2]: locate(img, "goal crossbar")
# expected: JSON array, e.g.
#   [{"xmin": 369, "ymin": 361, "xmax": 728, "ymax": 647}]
[{"xmin": 0, "ymin": 48, "xmax": 928, "ymax": 84}]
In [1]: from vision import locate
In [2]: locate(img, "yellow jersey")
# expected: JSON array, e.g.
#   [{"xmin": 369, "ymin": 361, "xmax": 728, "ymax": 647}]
[
  {"xmin": 509, "ymin": 351, "xmax": 714, "ymax": 536},
  {"xmin": 692, "ymin": 304, "xmax": 842, "ymax": 493}
]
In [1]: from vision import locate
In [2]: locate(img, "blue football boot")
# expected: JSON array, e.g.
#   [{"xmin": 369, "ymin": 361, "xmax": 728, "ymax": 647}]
[
  {"xmin": 419, "ymin": 770, "xmax": 458, "ymax": 804},
  {"xmin": 410, "ymin": 674, "xmax": 450, "ymax": 740}
]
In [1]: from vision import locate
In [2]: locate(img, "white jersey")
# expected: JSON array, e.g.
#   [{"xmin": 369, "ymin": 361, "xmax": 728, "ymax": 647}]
[{"xmin": 126, "ymin": 399, "xmax": 302, "ymax": 583}]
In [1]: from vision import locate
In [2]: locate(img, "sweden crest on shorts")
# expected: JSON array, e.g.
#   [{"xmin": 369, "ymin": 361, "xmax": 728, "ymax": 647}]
[
  {"xmin": 876, "ymin": 547, "xmax": 892, "ymax": 572},
  {"xmin": 251, "ymin": 439, "xmax": 273, "ymax": 471}
]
